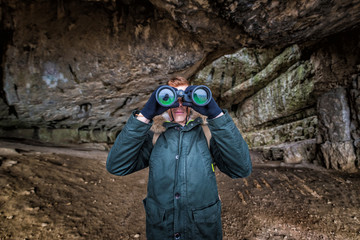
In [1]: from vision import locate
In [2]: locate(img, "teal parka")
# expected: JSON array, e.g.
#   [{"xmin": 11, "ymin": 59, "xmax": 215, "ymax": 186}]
[{"xmin": 106, "ymin": 110, "xmax": 252, "ymax": 240}]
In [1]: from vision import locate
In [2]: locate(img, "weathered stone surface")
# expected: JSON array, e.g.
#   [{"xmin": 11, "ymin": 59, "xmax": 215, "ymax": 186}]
[
  {"xmin": 1, "ymin": 0, "xmax": 205, "ymax": 134},
  {"xmin": 242, "ymin": 116, "xmax": 317, "ymax": 148},
  {"xmin": 192, "ymin": 47, "xmax": 280, "ymax": 98},
  {"xmin": 212, "ymin": 30, "xmax": 360, "ymax": 170},
  {"xmin": 1, "ymin": 0, "xmax": 360, "ymax": 135},
  {"xmin": 349, "ymin": 74, "xmax": 360, "ymax": 154},
  {"xmin": 150, "ymin": 0, "xmax": 360, "ymax": 48},
  {"xmin": 252, "ymin": 139, "xmax": 316, "ymax": 164},
  {"xmin": 237, "ymin": 60, "xmax": 315, "ymax": 131},
  {"xmin": 1, "ymin": 0, "xmax": 360, "ymax": 171},
  {"xmin": 310, "ymin": 32, "xmax": 360, "ymax": 96},
  {"xmin": 0, "ymin": 147, "xmax": 20, "ymax": 156},
  {"xmin": 283, "ymin": 139, "xmax": 317, "ymax": 164},
  {"xmin": 317, "ymin": 88, "xmax": 351, "ymax": 143},
  {"xmin": 316, "ymin": 87, "xmax": 359, "ymax": 171},
  {"xmin": 350, "ymin": 75, "xmax": 360, "ymax": 169},
  {"xmin": 320, "ymin": 141, "xmax": 356, "ymax": 171},
  {"xmin": 221, "ymin": 45, "xmax": 301, "ymax": 107},
  {"xmin": 0, "ymin": 127, "xmax": 114, "ymax": 145}
]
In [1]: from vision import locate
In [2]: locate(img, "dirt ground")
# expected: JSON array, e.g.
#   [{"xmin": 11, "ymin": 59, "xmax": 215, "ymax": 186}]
[{"xmin": 0, "ymin": 139, "xmax": 360, "ymax": 240}]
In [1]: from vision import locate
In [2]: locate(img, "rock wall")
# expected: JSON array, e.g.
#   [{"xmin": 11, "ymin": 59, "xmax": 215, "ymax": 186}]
[
  {"xmin": 1, "ymin": 0, "xmax": 360, "ymax": 171},
  {"xmin": 314, "ymin": 31, "xmax": 360, "ymax": 172},
  {"xmin": 0, "ymin": 0, "xmax": 208, "ymax": 143},
  {"xmin": 193, "ymin": 29, "xmax": 360, "ymax": 171}
]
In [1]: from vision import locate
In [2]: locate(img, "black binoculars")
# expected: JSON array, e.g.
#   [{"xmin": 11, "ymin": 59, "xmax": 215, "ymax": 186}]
[{"xmin": 155, "ymin": 85, "xmax": 212, "ymax": 107}]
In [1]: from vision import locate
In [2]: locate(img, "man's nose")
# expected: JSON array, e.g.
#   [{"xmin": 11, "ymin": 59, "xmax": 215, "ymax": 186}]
[{"xmin": 178, "ymin": 98, "xmax": 183, "ymax": 107}]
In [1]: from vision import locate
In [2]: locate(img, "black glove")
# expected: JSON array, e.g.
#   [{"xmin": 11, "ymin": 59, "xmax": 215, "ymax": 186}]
[
  {"xmin": 183, "ymin": 85, "xmax": 222, "ymax": 119},
  {"xmin": 140, "ymin": 86, "xmax": 179, "ymax": 120}
]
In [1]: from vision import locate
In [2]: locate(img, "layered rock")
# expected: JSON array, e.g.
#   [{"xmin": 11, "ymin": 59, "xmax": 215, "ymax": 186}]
[
  {"xmin": 1, "ymin": 0, "xmax": 360, "ymax": 171},
  {"xmin": 0, "ymin": 0, "xmax": 207, "ymax": 143},
  {"xmin": 193, "ymin": 29, "xmax": 360, "ymax": 171},
  {"xmin": 193, "ymin": 45, "xmax": 319, "ymax": 165}
]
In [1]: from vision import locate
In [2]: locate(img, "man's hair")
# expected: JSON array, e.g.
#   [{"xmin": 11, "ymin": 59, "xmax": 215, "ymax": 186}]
[{"xmin": 167, "ymin": 76, "xmax": 189, "ymax": 87}]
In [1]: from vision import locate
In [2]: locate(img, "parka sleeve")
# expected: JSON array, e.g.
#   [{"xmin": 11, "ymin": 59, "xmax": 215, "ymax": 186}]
[
  {"xmin": 207, "ymin": 110, "xmax": 252, "ymax": 179},
  {"xmin": 106, "ymin": 111, "xmax": 153, "ymax": 176}
]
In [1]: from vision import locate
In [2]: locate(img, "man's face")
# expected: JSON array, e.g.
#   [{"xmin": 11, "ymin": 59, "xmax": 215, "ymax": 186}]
[{"xmin": 168, "ymin": 85, "xmax": 189, "ymax": 125}]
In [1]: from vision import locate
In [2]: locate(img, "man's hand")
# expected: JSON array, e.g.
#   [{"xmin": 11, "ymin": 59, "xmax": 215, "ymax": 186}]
[
  {"xmin": 183, "ymin": 85, "xmax": 223, "ymax": 119},
  {"xmin": 140, "ymin": 86, "xmax": 179, "ymax": 121}
]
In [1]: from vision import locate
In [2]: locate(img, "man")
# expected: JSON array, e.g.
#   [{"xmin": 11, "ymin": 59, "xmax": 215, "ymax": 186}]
[{"xmin": 106, "ymin": 76, "xmax": 252, "ymax": 240}]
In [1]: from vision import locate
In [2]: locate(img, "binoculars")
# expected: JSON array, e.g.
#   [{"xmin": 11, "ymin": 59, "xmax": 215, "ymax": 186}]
[{"xmin": 155, "ymin": 85, "xmax": 212, "ymax": 107}]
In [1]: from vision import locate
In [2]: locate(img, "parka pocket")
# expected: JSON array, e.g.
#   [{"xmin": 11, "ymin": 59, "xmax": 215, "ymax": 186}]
[
  {"xmin": 198, "ymin": 141, "xmax": 216, "ymax": 178},
  {"xmin": 192, "ymin": 200, "xmax": 222, "ymax": 240},
  {"xmin": 143, "ymin": 198, "xmax": 173, "ymax": 240}
]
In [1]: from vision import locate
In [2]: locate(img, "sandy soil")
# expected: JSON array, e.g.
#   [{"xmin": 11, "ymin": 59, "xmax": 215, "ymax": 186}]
[{"xmin": 0, "ymin": 139, "xmax": 359, "ymax": 240}]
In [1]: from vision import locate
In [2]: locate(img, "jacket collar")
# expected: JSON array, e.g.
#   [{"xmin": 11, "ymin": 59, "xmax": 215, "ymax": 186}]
[{"xmin": 150, "ymin": 110, "xmax": 207, "ymax": 133}]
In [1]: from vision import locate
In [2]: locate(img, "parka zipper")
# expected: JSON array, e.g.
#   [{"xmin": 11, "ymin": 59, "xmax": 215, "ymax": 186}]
[{"xmin": 173, "ymin": 128, "xmax": 184, "ymax": 235}]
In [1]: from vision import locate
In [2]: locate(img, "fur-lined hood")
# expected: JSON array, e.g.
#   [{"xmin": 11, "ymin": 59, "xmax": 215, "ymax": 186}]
[{"xmin": 150, "ymin": 110, "xmax": 207, "ymax": 134}]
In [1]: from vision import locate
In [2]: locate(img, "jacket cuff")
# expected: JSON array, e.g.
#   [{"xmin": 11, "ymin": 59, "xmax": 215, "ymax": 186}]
[
  {"xmin": 125, "ymin": 110, "xmax": 153, "ymax": 133},
  {"xmin": 207, "ymin": 109, "xmax": 232, "ymax": 129}
]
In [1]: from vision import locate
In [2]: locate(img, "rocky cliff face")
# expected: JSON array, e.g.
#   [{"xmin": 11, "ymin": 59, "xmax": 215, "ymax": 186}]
[
  {"xmin": 193, "ymin": 29, "xmax": 360, "ymax": 171},
  {"xmin": 1, "ymin": 0, "xmax": 360, "ymax": 171}
]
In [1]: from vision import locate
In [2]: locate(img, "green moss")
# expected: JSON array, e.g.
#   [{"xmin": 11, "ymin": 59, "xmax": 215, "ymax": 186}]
[
  {"xmin": 38, "ymin": 128, "xmax": 80, "ymax": 144},
  {"xmin": 90, "ymin": 129, "xmax": 108, "ymax": 142},
  {"xmin": 0, "ymin": 128, "xmax": 35, "ymax": 140},
  {"xmin": 79, "ymin": 130, "xmax": 91, "ymax": 143}
]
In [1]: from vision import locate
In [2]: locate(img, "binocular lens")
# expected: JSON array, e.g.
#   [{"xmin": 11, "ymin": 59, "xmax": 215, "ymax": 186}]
[
  {"xmin": 155, "ymin": 85, "xmax": 211, "ymax": 107},
  {"xmin": 192, "ymin": 88, "xmax": 210, "ymax": 105},
  {"xmin": 157, "ymin": 88, "xmax": 176, "ymax": 106}
]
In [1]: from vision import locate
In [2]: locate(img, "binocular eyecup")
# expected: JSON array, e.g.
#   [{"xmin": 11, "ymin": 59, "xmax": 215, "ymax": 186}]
[{"xmin": 155, "ymin": 85, "xmax": 212, "ymax": 107}]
